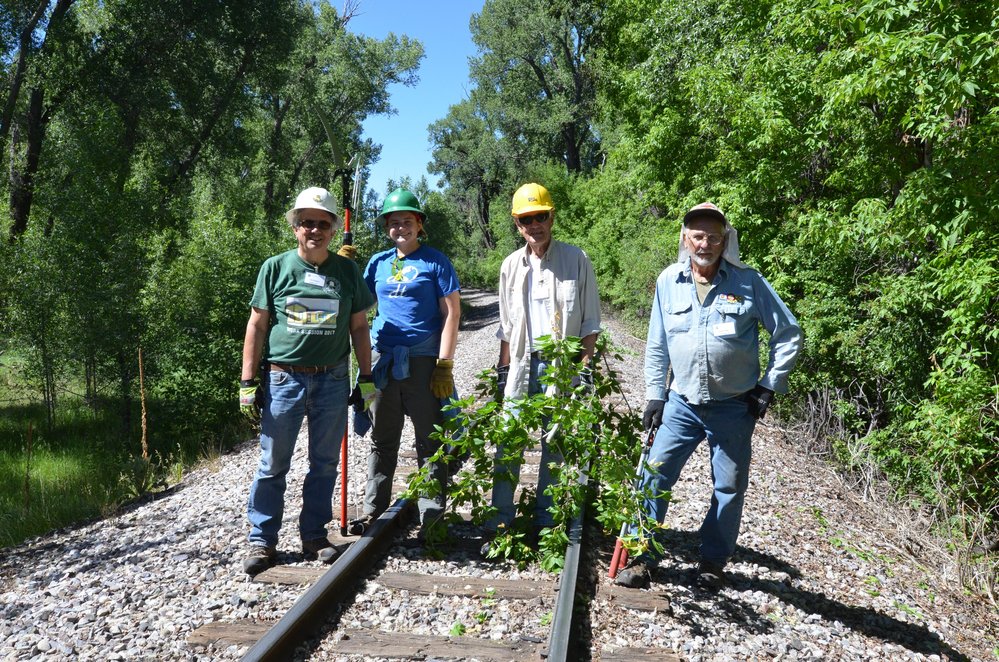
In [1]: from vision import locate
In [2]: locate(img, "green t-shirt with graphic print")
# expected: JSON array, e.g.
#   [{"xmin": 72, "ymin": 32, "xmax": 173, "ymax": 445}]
[{"xmin": 250, "ymin": 249, "xmax": 374, "ymax": 366}]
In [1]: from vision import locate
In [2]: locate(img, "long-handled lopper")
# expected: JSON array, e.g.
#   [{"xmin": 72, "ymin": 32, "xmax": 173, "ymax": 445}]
[
  {"xmin": 608, "ymin": 426, "xmax": 656, "ymax": 579},
  {"xmin": 336, "ymin": 156, "xmax": 361, "ymax": 535}
]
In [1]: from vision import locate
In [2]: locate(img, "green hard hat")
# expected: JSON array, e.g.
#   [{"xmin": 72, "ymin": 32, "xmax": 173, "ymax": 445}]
[{"xmin": 377, "ymin": 188, "xmax": 425, "ymax": 226}]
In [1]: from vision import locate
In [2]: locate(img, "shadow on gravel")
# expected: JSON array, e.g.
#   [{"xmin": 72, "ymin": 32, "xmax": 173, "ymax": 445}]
[
  {"xmin": 458, "ymin": 289, "xmax": 499, "ymax": 332},
  {"xmin": 652, "ymin": 529, "xmax": 971, "ymax": 661}
]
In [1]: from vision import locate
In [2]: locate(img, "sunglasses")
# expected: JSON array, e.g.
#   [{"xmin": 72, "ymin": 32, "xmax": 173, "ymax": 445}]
[
  {"xmin": 516, "ymin": 212, "xmax": 550, "ymax": 226},
  {"xmin": 298, "ymin": 219, "xmax": 332, "ymax": 231}
]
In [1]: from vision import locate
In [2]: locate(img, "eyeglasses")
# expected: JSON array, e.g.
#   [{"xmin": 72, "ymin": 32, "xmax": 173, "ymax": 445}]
[
  {"xmin": 516, "ymin": 213, "xmax": 550, "ymax": 226},
  {"xmin": 298, "ymin": 219, "xmax": 332, "ymax": 231},
  {"xmin": 685, "ymin": 230, "xmax": 724, "ymax": 246}
]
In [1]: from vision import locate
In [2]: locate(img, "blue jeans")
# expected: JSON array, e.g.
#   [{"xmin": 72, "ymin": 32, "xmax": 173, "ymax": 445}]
[
  {"xmin": 635, "ymin": 394, "xmax": 756, "ymax": 565},
  {"xmin": 490, "ymin": 355, "xmax": 562, "ymax": 529},
  {"xmin": 247, "ymin": 362, "xmax": 350, "ymax": 547}
]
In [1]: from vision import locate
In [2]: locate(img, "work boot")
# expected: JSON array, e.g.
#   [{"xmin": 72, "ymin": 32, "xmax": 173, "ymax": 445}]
[
  {"xmin": 696, "ymin": 560, "xmax": 726, "ymax": 590},
  {"xmin": 302, "ymin": 537, "xmax": 340, "ymax": 564},
  {"xmin": 614, "ymin": 559, "xmax": 653, "ymax": 589},
  {"xmin": 243, "ymin": 544, "xmax": 277, "ymax": 575}
]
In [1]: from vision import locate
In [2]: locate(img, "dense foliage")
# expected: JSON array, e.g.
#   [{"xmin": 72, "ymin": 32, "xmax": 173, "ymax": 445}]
[
  {"xmin": 0, "ymin": 1, "xmax": 422, "ymax": 479},
  {"xmin": 425, "ymin": 0, "xmax": 998, "ymax": 585}
]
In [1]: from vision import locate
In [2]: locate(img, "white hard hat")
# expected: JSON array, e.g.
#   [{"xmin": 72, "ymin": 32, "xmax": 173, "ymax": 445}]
[{"xmin": 285, "ymin": 187, "xmax": 341, "ymax": 225}]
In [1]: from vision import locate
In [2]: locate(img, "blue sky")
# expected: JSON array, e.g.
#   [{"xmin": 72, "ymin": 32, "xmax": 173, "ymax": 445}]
[{"xmin": 350, "ymin": 0, "xmax": 482, "ymax": 195}]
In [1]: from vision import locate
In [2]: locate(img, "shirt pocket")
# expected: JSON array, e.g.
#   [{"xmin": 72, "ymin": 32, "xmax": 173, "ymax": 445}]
[
  {"xmin": 714, "ymin": 300, "xmax": 753, "ymax": 338},
  {"xmin": 715, "ymin": 302, "xmax": 747, "ymax": 317},
  {"xmin": 666, "ymin": 301, "xmax": 692, "ymax": 334},
  {"xmin": 560, "ymin": 281, "xmax": 578, "ymax": 314}
]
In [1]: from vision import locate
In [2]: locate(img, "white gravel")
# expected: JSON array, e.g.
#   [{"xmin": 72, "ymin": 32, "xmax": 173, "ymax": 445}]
[{"xmin": 1, "ymin": 287, "xmax": 995, "ymax": 661}]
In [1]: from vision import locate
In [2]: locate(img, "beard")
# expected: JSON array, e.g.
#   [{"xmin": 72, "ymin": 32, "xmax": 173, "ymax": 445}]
[{"xmin": 690, "ymin": 252, "xmax": 721, "ymax": 268}]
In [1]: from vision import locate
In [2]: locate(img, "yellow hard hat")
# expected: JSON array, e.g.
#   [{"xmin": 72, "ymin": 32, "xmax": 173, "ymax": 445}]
[{"xmin": 511, "ymin": 182, "xmax": 554, "ymax": 217}]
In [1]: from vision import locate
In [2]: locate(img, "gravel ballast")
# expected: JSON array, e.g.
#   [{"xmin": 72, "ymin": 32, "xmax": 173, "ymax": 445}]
[{"xmin": 1, "ymin": 287, "xmax": 996, "ymax": 661}]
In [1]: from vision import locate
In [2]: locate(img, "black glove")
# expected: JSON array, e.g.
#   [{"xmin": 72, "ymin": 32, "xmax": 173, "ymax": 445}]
[
  {"xmin": 745, "ymin": 384, "xmax": 775, "ymax": 419},
  {"xmin": 643, "ymin": 399, "xmax": 666, "ymax": 432},
  {"xmin": 494, "ymin": 364, "xmax": 509, "ymax": 402},
  {"xmin": 348, "ymin": 383, "xmax": 362, "ymax": 407},
  {"xmin": 570, "ymin": 366, "xmax": 593, "ymax": 390}
]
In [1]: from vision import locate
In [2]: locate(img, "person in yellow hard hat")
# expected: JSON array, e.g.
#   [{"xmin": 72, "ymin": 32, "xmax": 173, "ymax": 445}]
[{"xmin": 482, "ymin": 182, "xmax": 601, "ymax": 557}]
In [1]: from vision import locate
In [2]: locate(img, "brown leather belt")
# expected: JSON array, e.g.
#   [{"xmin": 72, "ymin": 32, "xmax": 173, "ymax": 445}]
[{"xmin": 270, "ymin": 362, "xmax": 342, "ymax": 374}]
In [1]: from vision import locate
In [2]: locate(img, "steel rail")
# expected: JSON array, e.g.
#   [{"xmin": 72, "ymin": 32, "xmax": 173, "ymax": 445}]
[
  {"xmin": 240, "ymin": 498, "xmax": 411, "ymax": 662},
  {"xmin": 545, "ymin": 466, "xmax": 590, "ymax": 662}
]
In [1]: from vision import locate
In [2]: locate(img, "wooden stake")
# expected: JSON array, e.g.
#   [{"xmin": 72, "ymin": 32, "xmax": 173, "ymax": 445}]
[{"xmin": 139, "ymin": 346, "xmax": 148, "ymax": 460}]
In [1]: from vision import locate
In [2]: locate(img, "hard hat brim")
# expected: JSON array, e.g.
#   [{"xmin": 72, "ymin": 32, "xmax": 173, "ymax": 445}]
[
  {"xmin": 376, "ymin": 208, "xmax": 426, "ymax": 227},
  {"xmin": 512, "ymin": 204, "xmax": 554, "ymax": 217}
]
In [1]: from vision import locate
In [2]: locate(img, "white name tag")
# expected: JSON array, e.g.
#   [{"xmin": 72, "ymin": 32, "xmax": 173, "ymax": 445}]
[
  {"xmin": 713, "ymin": 321, "xmax": 736, "ymax": 337},
  {"xmin": 304, "ymin": 272, "xmax": 326, "ymax": 287}
]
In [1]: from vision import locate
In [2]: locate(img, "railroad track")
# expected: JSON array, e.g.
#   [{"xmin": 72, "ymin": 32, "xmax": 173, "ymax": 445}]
[{"xmin": 188, "ymin": 445, "xmax": 679, "ymax": 662}]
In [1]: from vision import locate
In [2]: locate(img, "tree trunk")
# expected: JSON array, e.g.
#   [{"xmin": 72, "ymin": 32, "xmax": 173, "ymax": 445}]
[
  {"xmin": 476, "ymin": 185, "xmax": 495, "ymax": 249},
  {"xmin": 9, "ymin": 88, "xmax": 47, "ymax": 241},
  {"xmin": 0, "ymin": 0, "xmax": 50, "ymax": 148},
  {"xmin": 263, "ymin": 97, "xmax": 290, "ymax": 221},
  {"xmin": 562, "ymin": 123, "xmax": 581, "ymax": 173},
  {"xmin": 165, "ymin": 42, "xmax": 257, "ymax": 196}
]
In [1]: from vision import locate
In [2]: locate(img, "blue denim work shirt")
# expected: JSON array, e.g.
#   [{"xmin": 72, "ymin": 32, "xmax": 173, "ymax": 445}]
[{"xmin": 644, "ymin": 258, "xmax": 803, "ymax": 404}]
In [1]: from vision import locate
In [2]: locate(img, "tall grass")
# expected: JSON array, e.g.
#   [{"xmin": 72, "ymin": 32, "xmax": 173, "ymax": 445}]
[{"xmin": 0, "ymin": 357, "xmax": 238, "ymax": 549}]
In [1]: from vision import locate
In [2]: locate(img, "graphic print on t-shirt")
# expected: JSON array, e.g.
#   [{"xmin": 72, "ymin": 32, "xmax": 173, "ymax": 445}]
[
  {"xmin": 388, "ymin": 260, "xmax": 419, "ymax": 297},
  {"xmin": 285, "ymin": 296, "xmax": 339, "ymax": 334}
]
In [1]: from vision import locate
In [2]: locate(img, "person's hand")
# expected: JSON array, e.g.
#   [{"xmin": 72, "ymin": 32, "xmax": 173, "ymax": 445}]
[
  {"xmin": 356, "ymin": 374, "xmax": 378, "ymax": 410},
  {"xmin": 337, "ymin": 244, "xmax": 357, "ymax": 260},
  {"xmin": 494, "ymin": 364, "xmax": 509, "ymax": 402},
  {"xmin": 642, "ymin": 399, "xmax": 666, "ymax": 432},
  {"xmin": 570, "ymin": 366, "xmax": 593, "ymax": 390},
  {"xmin": 239, "ymin": 379, "xmax": 261, "ymax": 421},
  {"xmin": 430, "ymin": 359, "xmax": 454, "ymax": 399},
  {"xmin": 745, "ymin": 384, "xmax": 774, "ymax": 419}
]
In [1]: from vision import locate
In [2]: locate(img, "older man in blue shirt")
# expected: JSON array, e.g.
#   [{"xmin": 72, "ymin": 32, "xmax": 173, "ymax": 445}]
[{"xmin": 616, "ymin": 202, "xmax": 802, "ymax": 590}]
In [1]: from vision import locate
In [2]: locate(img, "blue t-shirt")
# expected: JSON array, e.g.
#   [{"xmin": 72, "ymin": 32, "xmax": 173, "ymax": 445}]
[{"xmin": 364, "ymin": 245, "xmax": 461, "ymax": 348}]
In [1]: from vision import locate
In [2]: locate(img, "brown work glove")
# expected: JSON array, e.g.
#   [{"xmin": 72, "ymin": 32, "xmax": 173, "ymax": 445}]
[
  {"xmin": 430, "ymin": 359, "xmax": 454, "ymax": 399},
  {"xmin": 337, "ymin": 244, "xmax": 357, "ymax": 260}
]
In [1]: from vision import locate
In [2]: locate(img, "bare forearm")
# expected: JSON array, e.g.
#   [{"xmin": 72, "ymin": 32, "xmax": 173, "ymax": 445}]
[
  {"xmin": 241, "ymin": 310, "xmax": 268, "ymax": 380},
  {"xmin": 438, "ymin": 292, "xmax": 460, "ymax": 360},
  {"xmin": 349, "ymin": 312, "xmax": 372, "ymax": 374},
  {"xmin": 581, "ymin": 333, "xmax": 597, "ymax": 364}
]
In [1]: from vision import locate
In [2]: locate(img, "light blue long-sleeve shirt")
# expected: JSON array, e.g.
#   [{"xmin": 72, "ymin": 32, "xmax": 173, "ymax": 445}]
[{"xmin": 644, "ymin": 258, "xmax": 803, "ymax": 404}]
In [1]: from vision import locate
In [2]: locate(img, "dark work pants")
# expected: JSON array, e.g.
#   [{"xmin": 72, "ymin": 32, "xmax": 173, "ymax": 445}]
[{"xmin": 363, "ymin": 355, "xmax": 446, "ymax": 525}]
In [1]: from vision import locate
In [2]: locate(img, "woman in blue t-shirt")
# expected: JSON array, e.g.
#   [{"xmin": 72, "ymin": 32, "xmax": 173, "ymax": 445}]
[{"xmin": 351, "ymin": 188, "xmax": 461, "ymax": 537}]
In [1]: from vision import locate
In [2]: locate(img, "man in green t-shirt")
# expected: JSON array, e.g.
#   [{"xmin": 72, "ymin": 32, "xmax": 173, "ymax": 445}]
[{"xmin": 238, "ymin": 186, "xmax": 376, "ymax": 575}]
